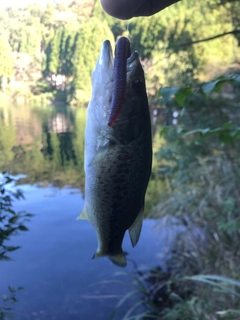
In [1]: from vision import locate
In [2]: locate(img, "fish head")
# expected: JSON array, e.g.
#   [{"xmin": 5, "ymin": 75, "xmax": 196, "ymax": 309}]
[
  {"xmin": 89, "ymin": 40, "xmax": 114, "ymax": 130},
  {"xmin": 88, "ymin": 38, "xmax": 149, "ymax": 145}
]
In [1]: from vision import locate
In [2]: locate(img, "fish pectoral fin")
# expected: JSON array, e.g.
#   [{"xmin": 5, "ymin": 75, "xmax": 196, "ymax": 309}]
[
  {"xmin": 93, "ymin": 251, "xmax": 127, "ymax": 267},
  {"xmin": 76, "ymin": 205, "xmax": 89, "ymax": 221},
  {"xmin": 128, "ymin": 205, "xmax": 144, "ymax": 248},
  {"xmin": 89, "ymin": 133, "xmax": 122, "ymax": 166},
  {"xmin": 89, "ymin": 144, "xmax": 109, "ymax": 165}
]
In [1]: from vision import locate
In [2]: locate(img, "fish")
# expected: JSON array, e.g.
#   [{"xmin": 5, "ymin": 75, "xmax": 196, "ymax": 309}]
[{"xmin": 77, "ymin": 37, "xmax": 152, "ymax": 267}]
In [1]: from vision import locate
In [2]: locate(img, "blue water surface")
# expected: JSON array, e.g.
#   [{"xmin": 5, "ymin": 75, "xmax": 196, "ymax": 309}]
[{"xmin": 0, "ymin": 183, "xmax": 172, "ymax": 320}]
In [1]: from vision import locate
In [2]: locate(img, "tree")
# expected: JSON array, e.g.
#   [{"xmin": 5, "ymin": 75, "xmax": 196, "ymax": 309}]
[
  {"xmin": 0, "ymin": 38, "xmax": 14, "ymax": 91},
  {"xmin": 71, "ymin": 17, "xmax": 114, "ymax": 101},
  {"xmin": 41, "ymin": 2, "xmax": 55, "ymax": 29}
]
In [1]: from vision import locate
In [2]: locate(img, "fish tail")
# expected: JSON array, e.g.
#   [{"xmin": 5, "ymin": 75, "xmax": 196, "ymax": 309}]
[
  {"xmin": 108, "ymin": 253, "xmax": 126, "ymax": 267},
  {"xmin": 92, "ymin": 251, "xmax": 127, "ymax": 267}
]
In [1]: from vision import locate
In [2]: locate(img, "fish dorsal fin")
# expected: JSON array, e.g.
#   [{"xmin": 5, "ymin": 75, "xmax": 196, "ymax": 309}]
[
  {"xmin": 92, "ymin": 251, "xmax": 127, "ymax": 267},
  {"xmin": 76, "ymin": 205, "xmax": 89, "ymax": 221},
  {"xmin": 128, "ymin": 205, "xmax": 144, "ymax": 248}
]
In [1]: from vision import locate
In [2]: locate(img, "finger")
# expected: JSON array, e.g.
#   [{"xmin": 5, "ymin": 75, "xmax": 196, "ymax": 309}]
[
  {"xmin": 100, "ymin": 0, "xmax": 146, "ymax": 20},
  {"xmin": 134, "ymin": 0, "xmax": 180, "ymax": 17},
  {"xmin": 100, "ymin": 0, "xmax": 180, "ymax": 20}
]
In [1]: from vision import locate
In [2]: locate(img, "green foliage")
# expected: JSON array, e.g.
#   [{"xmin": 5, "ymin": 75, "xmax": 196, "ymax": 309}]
[
  {"xmin": 1, "ymin": 0, "xmax": 240, "ymax": 103},
  {"xmin": 45, "ymin": 28, "xmax": 63, "ymax": 75},
  {"xmin": 0, "ymin": 39, "xmax": 13, "ymax": 78},
  {"xmin": 110, "ymin": 230, "xmax": 240, "ymax": 319},
  {"xmin": 44, "ymin": 27, "xmax": 77, "ymax": 77},
  {"xmin": 103, "ymin": 72, "xmax": 240, "ymax": 320},
  {"xmin": 41, "ymin": 3, "xmax": 55, "ymax": 28},
  {"xmin": 142, "ymin": 73, "xmax": 240, "ymax": 319},
  {"xmin": 71, "ymin": 17, "xmax": 114, "ymax": 100},
  {"xmin": 128, "ymin": 0, "xmax": 240, "ymax": 90},
  {"xmin": 91, "ymin": 0, "xmax": 126, "ymax": 38},
  {"xmin": 110, "ymin": 259, "xmax": 240, "ymax": 319},
  {"xmin": 0, "ymin": 173, "xmax": 33, "ymax": 261}
]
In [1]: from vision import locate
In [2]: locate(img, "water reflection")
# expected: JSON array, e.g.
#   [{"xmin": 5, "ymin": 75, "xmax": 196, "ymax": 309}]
[
  {"xmin": 0, "ymin": 103, "xmax": 164, "ymax": 210},
  {"xmin": 0, "ymin": 104, "xmax": 86, "ymax": 189},
  {"xmin": 0, "ymin": 103, "xmax": 168, "ymax": 319}
]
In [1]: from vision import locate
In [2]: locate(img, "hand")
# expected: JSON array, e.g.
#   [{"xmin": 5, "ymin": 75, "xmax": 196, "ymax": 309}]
[{"xmin": 100, "ymin": 0, "xmax": 180, "ymax": 20}]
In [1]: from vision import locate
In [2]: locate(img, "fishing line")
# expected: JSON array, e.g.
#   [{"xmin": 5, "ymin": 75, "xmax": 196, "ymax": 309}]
[{"xmin": 126, "ymin": 20, "xmax": 131, "ymax": 41}]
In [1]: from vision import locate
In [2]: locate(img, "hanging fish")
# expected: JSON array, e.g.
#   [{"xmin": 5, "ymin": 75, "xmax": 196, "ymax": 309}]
[{"xmin": 78, "ymin": 37, "xmax": 152, "ymax": 267}]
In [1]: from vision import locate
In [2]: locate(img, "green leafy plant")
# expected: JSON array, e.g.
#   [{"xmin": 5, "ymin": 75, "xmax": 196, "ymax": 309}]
[
  {"xmin": 110, "ymin": 73, "xmax": 240, "ymax": 320},
  {"xmin": 0, "ymin": 286, "xmax": 23, "ymax": 320},
  {"xmin": 0, "ymin": 172, "xmax": 32, "ymax": 319},
  {"xmin": 0, "ymin": 172, "xmax": 33, "ymax": 260}
]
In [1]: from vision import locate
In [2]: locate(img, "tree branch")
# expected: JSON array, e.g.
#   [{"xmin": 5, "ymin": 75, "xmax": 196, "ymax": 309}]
[{"xmin": 178, "ymin": 30, "xmax": 240, "ymax": 47}]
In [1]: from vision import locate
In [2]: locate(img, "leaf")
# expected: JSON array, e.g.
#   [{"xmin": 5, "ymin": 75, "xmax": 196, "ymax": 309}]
[
  {"xmin": 219, "ymin": 132, "xmax": 233, "ymax": 144},
  {"xmin": 159, "ymin": 127, "xmax": 169, "ymax": 137},
  {"xmin": 200, "ymin": 128, "xmax": 211, "ymax": 135},
  {"xmin": 18, "ymin": 225, "xmax": 28, "ymax": 231},
  {"xmin": 8, "ymin": 216, "xmax": 19, "ymax": 224},
  {"xmin": 8, "ymin": 286, "xmax": 15, "ymax": 293},
  {"xmin": 110, "ymin": 290, "xmax": 138, "ymax": 320},
  {"xmin": 17, "ymin": 287, "xmax": 24, "ymax": 291},
  {"xmin": 202, "ymin": 80, "xmax": 219, "ymax": 95},
  {"xmin": 230, "ymin": 130, "xmax": 240, "ymax": 140},
  {"xmin": 11, "ymin": 297, "xmax": 18, "ymax": 302},
  {"xmin": 4, "ymin": 246, "xmax": 20, "ymax": 252},
  {"xmin": 1, "ymin": 295, "xmax": 8, "ymax": 302},
  {"xmin": 180, "ymin": 107, "xmax": 185, "ymax": 117},
  {"xmin": 159, "ymin": 87, "xmax": 179, "ymax": 103},
  {"xmin": 6, "ymin": 209, "xmax": 16, "ymax": 215},
  {"xmin": 25, "ymin": 213, "xmax": 34, "ymax": 217},
  {"xmin": 184, "ymin": 275, "xmax": 240, "ymax": 298},
  {"xmin": 232, "ymin": 75, "xmax": 240, "ymax": 86},
  {"xmin": 182, "ymin": 128, "xmax": 210, "ymax": 137},
  {"xmin": 216, "ymin": 309, "xmax": 240, "ymax": 317},
  {"xmin": 5, "ymin": 177, "xmax": 14, "ymax": 184},
  {"xmin": 177, "ymin": 126, "xmax": 185, "ymax": 134},
  {"xmin": 174, "ymin": 88, "xmax": 192, "ymax": 106},
  {"xmin": 222, "ymin": 121, "xmax": 233, "ymax": 130},
  {"xmin": 215, "ymin": 80, "xmax": 225, "ymax": 93},
  {"xmin": 190, "ymin": 274, "xmax": 240, "ymax": 287}
]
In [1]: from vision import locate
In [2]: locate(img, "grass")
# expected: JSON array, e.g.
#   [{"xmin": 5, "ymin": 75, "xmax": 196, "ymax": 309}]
[{"xmin": 109, "ymin": 213, "xmax": 240, "ymax": 320}]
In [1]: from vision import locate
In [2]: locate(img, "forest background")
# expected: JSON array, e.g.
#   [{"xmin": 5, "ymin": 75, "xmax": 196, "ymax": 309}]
[
  {"xmin": 0, "ymin": 0, "xmax": 239, "ymax": 104},
  {"xmin": 1, "ymin": 0, "xmax": 240, "ymax": 319}
]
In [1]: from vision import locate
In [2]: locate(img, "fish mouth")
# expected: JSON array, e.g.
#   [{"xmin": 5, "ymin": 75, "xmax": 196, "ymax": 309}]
[{"xmin": 98, "ymin": 40, "xmax": 114, "ymax": 70}]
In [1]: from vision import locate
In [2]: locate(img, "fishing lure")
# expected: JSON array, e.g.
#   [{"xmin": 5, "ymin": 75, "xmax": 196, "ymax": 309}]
[{"xmin": 108, "ymin": 37, "xmax": 131, "ymax": 127}]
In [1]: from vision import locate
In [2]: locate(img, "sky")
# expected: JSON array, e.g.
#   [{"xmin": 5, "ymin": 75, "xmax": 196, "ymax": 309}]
[{"xmin": 0, "ymin": 0, "xmax": 56, "ymax": 8}]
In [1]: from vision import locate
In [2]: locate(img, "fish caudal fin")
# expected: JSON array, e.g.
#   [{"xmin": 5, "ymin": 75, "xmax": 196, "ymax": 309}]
[
  {"xmin": 76, "ymin": 205, "xmax": 89, "ymax": 221},
  {"xmin": 92, "ymin": 251, "xmax": 127, "ymax": 267},
  {"xmin": 128, "ymin": 205, "xmax": 144, "ymax": 248},
  {"xmin": 108, "ymin": 253, "xmax": 126, "ymax": 267}
]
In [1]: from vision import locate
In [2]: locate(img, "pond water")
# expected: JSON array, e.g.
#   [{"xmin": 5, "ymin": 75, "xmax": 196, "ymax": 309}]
[{"xmin": 0, "ymin": 103, "xmax": 181, "ymax": 319}]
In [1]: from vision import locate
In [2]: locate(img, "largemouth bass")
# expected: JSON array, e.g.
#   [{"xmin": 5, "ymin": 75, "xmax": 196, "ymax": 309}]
[{"xmin": 78, "ymin": 37, "xmax": 152, "ymax": 267}]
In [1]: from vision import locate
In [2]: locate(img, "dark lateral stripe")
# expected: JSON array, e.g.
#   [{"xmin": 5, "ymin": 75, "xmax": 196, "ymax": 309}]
[{"xmin": 108, "ymin": 37, "xmax": 131, "ymax": 127}]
